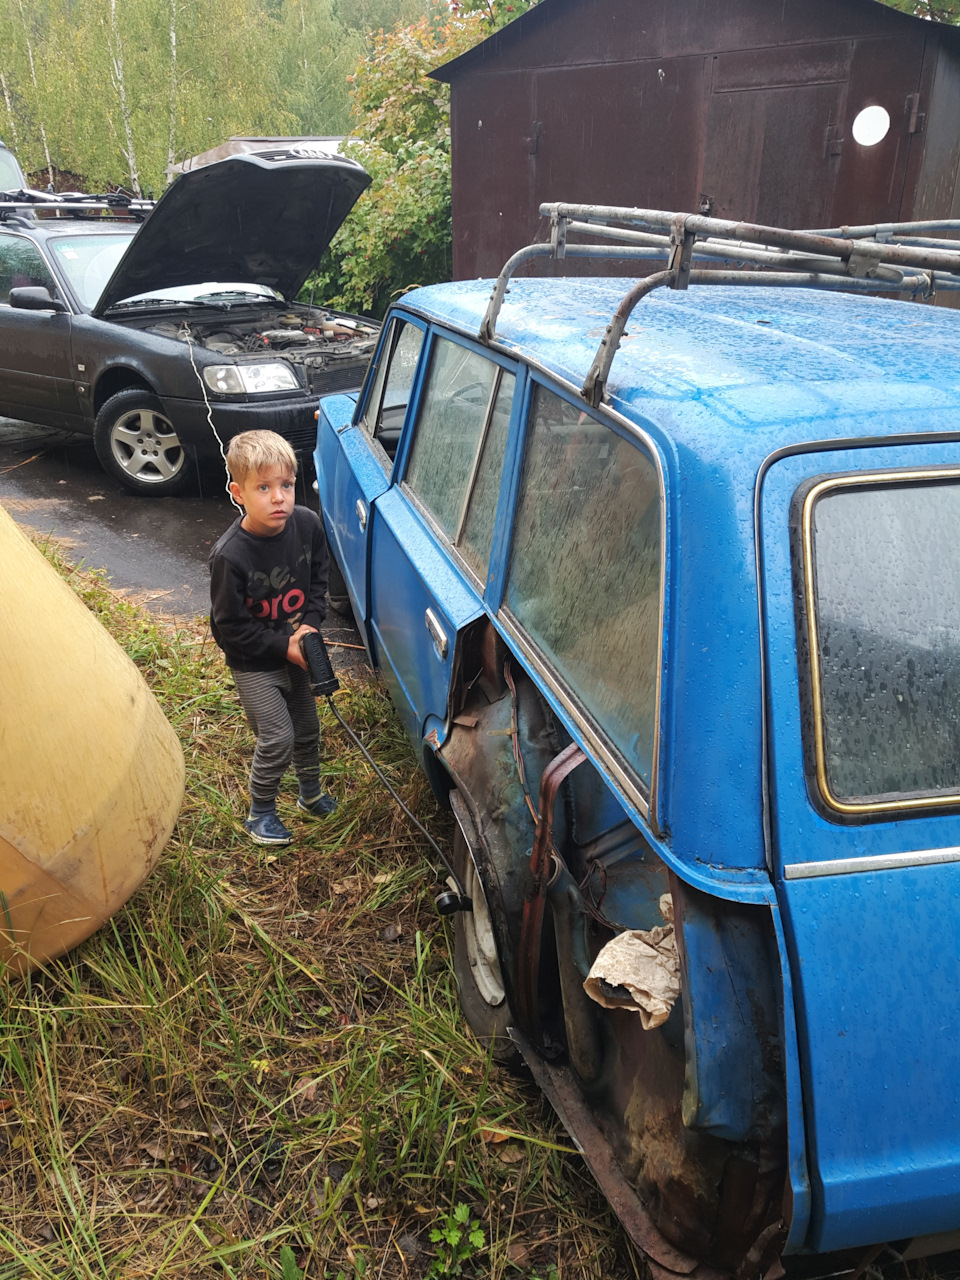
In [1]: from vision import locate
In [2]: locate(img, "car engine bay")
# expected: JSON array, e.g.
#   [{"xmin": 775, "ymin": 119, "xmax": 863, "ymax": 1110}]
[{"xmin": 140, "ymin": 302, "xmax": 380, "ymax": 394}]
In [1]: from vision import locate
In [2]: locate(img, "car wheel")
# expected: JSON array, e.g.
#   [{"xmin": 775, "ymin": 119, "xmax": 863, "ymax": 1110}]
[
  {"xmin": 94, "ymin": 389, "xmax": 190, "ymax": 496},
  {"xmin": 327, "ymin": 555, "xmax": 353, "ymax": 617},
  {"xmin": 453, "ymin": 822, "xmax": 518, "ymax": 1064}
]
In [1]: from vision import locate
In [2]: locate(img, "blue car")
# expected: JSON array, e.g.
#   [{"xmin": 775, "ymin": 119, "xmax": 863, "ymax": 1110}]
[{"xmin": 315, "ymin": 204, "xmax": 960, "ymax": 1277}]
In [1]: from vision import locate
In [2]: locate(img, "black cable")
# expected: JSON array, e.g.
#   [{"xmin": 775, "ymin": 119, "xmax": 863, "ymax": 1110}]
[{"xmin": 323, "ymin": 695, "xmax": 467, "ymax": 903}]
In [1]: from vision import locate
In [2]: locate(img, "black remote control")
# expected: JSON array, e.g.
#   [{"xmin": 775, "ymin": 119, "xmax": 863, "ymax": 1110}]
[{"xmin": 300, "ymin": 631, "xmax": 340, "ymax": 697}]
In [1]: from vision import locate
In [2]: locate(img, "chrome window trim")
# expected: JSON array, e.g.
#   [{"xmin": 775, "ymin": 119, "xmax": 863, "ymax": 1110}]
[
  {"xmin": 454, "ymin": 365, "xmax": 502, "ymax": 547},
  {"xmin": 502, "ymin": 366, "xmax": 667, "ymax": 835},
  {"xmin": 801, "ymin": 466, "xmax": 960, "ymax": 816},
  {"xmin": 385, "ymin": 312, "xmax": 668, "ymax": 835},
  {"xmin": 755, "ymin": 430, "xmax": 960, "ymax": 867},
  {"xmin": 497, "ymin": 607, "xmax": 651, "ymax": 820},
  {"xmin": 785, "ymin": 845, "xmax": 960, "ymax": 879},
  {"xmin": 399, "ymin": 479, "xmax": 488, "ymax": 595}
]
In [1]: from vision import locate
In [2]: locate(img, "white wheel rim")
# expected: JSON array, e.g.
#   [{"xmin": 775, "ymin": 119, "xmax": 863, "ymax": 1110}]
[
  {"xmin": 110, "ymin": 408, "xmax": 184, "ymax": 484},
  {"xmin": 462, "ymin": 851, "xmax": 505, "ymax": 1007}
]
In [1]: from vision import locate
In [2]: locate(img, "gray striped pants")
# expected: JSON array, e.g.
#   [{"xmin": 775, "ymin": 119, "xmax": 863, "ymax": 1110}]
[{"xmin": 231, "ymin": 665, "xmax": 320, "ymax": 805}]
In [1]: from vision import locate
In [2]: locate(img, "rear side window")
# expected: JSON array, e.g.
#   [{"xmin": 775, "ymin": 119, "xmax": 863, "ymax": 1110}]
[
  {"xmin": 361, "ymin": 318, "xmax": 424, "ymax": 464},
  {"xmin": 404, "ymin": 336, "xmax": 514, "ymax": 583},
  {"xmin": 800, "ymin": 472, "xmax": 960, "ymax": 816},
  {"xmin": 503, "ymin": 385, "xmax": 661, "ymax": 789}
]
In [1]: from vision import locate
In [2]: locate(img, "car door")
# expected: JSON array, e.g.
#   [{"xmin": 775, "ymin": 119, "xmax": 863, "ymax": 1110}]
[
  {"xmin": 0, "ymin": 230, "xmax": 78, "ymax": 425},
  {"xmin": 314, "ymin": 314, "xmax": 427, "ymax": 654},
  {"xmin": 761, "ymin": 441, "xmax": 960, "ymax": 1253},
  {"xmin": 366, "ymin": 332, "xmax": 518, "ymax": 749}
]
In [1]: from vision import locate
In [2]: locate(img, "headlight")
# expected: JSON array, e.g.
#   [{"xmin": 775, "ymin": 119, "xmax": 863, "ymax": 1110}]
[{"xmin": 203, "ymin": 362, "xmax": 299, "ymax": 394}]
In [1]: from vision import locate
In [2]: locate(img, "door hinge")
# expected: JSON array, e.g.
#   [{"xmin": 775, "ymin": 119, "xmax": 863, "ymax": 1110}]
[
  {"xmin": 824, "ymin": 124, "xmax": 843, "ymax": 159},
  {"xmin": 906, "ymin": 93, "xmax": 925, "ymax": 135}
]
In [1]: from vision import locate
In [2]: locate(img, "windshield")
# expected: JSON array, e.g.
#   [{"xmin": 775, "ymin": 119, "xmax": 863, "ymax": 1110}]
[
  {"xmin": 0, "ymin": 149, "xmax": 24, "ymax": 191},
  {"xmin": 805, "ymin": 474, "xmax": 960, "ymax": 813},
  {"xmin": 48, "ymin": 233, "xmax": 134, "ymax": 309}
]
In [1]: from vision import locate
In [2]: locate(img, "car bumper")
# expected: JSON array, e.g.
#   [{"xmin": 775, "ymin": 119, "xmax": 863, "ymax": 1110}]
[{"xmin": 162, "ymin": 393, "xmax": 319, "ymax": 458}]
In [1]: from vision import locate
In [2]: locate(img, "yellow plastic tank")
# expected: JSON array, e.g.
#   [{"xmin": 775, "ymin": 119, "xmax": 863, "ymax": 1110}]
[{"xmin": 0, "ymin": 504, "xmax": 184, "ymax": 971}]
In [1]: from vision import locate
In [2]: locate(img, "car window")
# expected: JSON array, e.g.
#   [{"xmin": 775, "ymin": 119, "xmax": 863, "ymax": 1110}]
[
  {"xmin": 0, "ymin": 234, "xmax": 57, "ymax": 305},
  {"xmin": 361, "ymin": 318, "xmax": 424, "ymax": 464},
  {"xmin": 47, "ymin": 234, "xmax": 132, "ymax": 309},
  {"xmin": 801, "ymin": 474, "xmax": 960, "ymax": 814},
  {"xmin": 458, "ymin": 369, "xmax": 515, "ymax": 581},
  {"xmin": 404, "ymin": 337, "xmax": 498, "ymax": 534},
  {"xmin": 0, "ymin": 149, "xmax": 23, "ymax": 191},
  {"xmin": 503, "ymin": 384, "xmax": 661, "ymax": 788}
]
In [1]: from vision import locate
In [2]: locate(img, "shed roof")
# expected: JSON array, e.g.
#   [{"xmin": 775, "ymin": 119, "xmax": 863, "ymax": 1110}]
[{"xmin": 432, "ymin": 0, "xmax": 960, "ymax": 82}]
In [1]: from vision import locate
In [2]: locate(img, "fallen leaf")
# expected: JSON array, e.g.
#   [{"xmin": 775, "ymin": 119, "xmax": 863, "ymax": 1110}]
[
  {"xmin": 174, "ymin": 1096, "xmax": 193, "ymax": 1111},
  {"xmin": 38, "ymin": 1222, "xmax": 57, "ymax": 1242},
  {"xmin": 372, "ymin": 872, "xmax": 394, "ymax": 884},
  {"xmin": 0, "ymin": 1099, "xmax": 13, "ymax": 1112},
  {"xmin": 365, "ymin": 1194, "xmax": 382, "ymax": 1209},
  {"xmin": 506, "ymin": 1241, "xmax": 531, "ymax": 1265},
  {"xmin": 477, "ymin": 1127, "xmax": 509, "ymax": 1144},
  {"xmin": 141, "ymin": 1140, "xmax": 166, "ymax": 1161},
  {"xmin": 381, "ymin": 921, "xmax": 402, "ymax": 942},
  {"xmin": 294, "ymin": 1078, "xmax": 319, "ymax": 1103},
  {"xmin": 497, "ymin": 1143, "xmax": 526, "ymax": 1165},
  {"xmin": 87, "ymin": 494, "xmax": 105, "ymax": 501}
]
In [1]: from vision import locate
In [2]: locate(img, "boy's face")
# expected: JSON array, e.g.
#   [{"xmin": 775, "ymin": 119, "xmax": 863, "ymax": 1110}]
[{"xmin": 230, "ymin": 466, "xmax": 296, "ymax": 537}]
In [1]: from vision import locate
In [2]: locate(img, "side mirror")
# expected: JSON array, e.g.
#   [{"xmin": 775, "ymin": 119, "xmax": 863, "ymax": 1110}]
[{"xmin": 8, "ymin": 285, "xmax": 67, "ymax": 313}]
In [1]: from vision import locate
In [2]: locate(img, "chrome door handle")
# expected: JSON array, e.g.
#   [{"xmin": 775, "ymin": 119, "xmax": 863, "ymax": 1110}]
[
  {"xmin": 356, "ymin": 499, "xmax": 367, "ymax": 530},
  {"xmin": 425, "ymin": 608, "xmax": 448, "ymax": 660}
]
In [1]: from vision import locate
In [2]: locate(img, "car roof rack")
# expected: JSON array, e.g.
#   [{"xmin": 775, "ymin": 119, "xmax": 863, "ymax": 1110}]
[
  {"xmin": 479, "ymin": 203, "xmax": 960, "ymax": 407},
  {"xmin": 0, "ymin": 187, "xmax": 155, "ymax": 224}
]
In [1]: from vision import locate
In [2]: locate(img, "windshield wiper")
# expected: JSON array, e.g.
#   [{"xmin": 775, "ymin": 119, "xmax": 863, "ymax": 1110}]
[{"xmin": 105, "ymin": 297, "xmax": 193, "ymax": 311}]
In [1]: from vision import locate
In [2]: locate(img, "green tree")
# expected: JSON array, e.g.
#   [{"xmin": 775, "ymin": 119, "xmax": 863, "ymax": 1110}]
[{"xmin": 303, "ymin": 4, "xmax": 497, "ymax": 317}]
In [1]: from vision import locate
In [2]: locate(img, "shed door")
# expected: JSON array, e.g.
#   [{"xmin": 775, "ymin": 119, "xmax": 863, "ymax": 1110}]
[
  {"xmin": 701, "ymin": 35, "xmax": 926, "ymax": 229},
  {"xmin": 761, "ymin": 443, "xmax": 960, "ymax": 1253}
]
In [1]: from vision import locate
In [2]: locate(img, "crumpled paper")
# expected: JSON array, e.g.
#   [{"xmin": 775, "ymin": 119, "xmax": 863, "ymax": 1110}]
[{"xmin": 583, "ymin": 894, "xmax": 680, "ymax": 1029}]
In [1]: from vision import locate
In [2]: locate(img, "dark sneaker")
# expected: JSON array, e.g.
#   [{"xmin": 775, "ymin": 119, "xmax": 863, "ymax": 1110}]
[
  {"xmin": 243, "ymin": 812, "xmax": 294, "ymax": 845},
  {"xmin": 297, "ymin": 792, "xmax": 338, "ymax": 818}
]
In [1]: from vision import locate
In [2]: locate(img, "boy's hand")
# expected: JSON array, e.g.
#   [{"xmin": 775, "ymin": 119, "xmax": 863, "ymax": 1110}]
[{"xmin": 287, "ymin": 624, "xmax": 318, "ymax": 670}]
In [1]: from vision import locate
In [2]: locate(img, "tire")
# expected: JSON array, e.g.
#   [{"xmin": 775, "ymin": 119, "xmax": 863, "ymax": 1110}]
[
  {"xmin": 94, "ymin": 389, "xmax": 190, "ymax": 496},
  {"xmin": 452, "ymin": 823, "xmax": 518, "ymax": 1065},
  {"xmin": 326, "ymin": 555, "xmax": 353, "ymax": 618}
]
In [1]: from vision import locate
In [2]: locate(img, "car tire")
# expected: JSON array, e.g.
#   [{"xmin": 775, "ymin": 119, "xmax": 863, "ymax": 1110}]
[
  {"xmin": 327, "ymin": 555, "xmax": 353, "ymax": 617},
  {"xmin": 94, "ymin": 389, "xmax": 191, "ymax": 496},
  {"xmin": 452, "ymin": 821, "xmax": 518, "ymax": 1065}
]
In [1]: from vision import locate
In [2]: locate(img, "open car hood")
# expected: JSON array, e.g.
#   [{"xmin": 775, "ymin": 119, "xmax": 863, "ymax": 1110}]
[{"xmin": 94, "ymin": 150, "xmax": 370, "ymax": 314}]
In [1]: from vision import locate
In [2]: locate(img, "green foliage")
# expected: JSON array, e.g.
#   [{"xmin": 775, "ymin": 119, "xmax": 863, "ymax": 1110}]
[
  {"xmin": 427, "ymin": 1201, "xmax": 486, "ymax": 1276},
  {"xmin": 880, "ymin": 0, "xmax": 960, "ymax": 19},
  {"xmin": 302, "ymin": 6, "xmax": 486, "ymax": 317}
]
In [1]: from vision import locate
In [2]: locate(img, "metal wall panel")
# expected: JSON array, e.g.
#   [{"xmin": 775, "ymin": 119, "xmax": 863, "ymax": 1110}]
[{"xmin": 441, "ymin": 0, "xmax": 960, "ymax": 280}]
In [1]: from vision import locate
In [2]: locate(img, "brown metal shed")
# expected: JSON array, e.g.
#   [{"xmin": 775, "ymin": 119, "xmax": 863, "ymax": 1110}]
[{"xmin": 432, "ymin": 0, "xmax": 960, "ymax": 280}]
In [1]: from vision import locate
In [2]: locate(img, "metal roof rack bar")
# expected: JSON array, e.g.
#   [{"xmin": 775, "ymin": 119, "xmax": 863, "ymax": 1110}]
[
  {"xmin": 0, "ymin": 188, "xmax": 154, "ymax": 221},
  {"xmin": 479, "ymin": 203, "xmax": 960, "ymax": 408}
]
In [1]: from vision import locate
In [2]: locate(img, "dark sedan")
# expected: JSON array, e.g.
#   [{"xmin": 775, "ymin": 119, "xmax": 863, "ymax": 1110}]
[{"xmin": 0, "ymin": 150, "xmax": 379, "ymax": 495}]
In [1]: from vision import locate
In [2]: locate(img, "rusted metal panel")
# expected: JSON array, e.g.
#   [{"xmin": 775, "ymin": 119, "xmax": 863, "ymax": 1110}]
[{"xmin": 438, "ymin": 0, "xmax": 960, "ymax": 282}]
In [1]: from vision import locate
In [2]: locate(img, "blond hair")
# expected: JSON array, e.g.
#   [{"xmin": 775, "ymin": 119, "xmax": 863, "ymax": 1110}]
[{"xmin": 225, "ymin": 431, "xmax": 298, "ymax": 486}]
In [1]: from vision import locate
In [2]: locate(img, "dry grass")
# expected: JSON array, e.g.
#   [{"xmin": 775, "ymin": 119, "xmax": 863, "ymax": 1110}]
[{"xmin": 0, "ymin": 541, "xmax": 640, "ymax": 1280}]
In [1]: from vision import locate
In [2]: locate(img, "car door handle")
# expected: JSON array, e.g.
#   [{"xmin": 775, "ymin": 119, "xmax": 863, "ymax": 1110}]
[
  {"xmin": 425, "ymin": 608, "xmax": 448, "ymax": 660},
  {"xmin": 356, "ymin": 499, "xmax": 367, "ymax": 530}
]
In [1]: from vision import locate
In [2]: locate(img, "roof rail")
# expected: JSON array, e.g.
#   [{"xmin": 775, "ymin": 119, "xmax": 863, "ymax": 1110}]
[
  {"xmin": 479, "ymin": 203, "xmax": 960, "ymax": 408},
  {"xmin": 0, "ymin": 188, "xmax": 155, "ymax": 223}
]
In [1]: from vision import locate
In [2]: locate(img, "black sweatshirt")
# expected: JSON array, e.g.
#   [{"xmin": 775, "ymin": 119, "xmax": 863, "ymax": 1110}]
[{"xmin": 209, "ymin": 506, "xmax": 329, "ymax": 671}]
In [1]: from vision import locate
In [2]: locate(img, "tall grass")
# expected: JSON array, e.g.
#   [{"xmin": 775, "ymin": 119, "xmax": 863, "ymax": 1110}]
[{"xmin": 0, "ymin": 543, "xmax": 638, "ymax": 1279}]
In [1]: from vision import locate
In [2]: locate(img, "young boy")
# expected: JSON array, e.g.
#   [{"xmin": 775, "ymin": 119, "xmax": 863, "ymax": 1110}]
[{"xmin": 209, "ymin": 430, "xmax": 336, "ymax": 846}]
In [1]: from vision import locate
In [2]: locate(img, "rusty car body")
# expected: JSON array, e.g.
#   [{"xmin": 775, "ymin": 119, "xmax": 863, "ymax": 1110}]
[{"xmin": 314, "ymin": 204, "xmax": 960, "ymax": 1277}]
